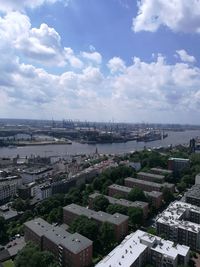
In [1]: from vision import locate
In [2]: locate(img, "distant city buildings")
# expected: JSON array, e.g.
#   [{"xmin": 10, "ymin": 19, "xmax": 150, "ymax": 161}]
[{"xmin": 95, "ymin": 230, "xmax": 190, "ymax": 267}]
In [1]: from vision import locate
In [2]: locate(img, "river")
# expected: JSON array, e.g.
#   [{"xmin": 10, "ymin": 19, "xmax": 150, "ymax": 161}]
[{"xmin": 0, "ymin": 130, "xmax": 199, "ymax": 158}]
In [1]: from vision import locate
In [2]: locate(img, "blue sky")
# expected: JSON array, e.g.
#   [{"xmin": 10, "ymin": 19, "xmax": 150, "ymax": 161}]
[{"xmin": 0, "ymin": 0, "xmax": 200, "ymax": 124}]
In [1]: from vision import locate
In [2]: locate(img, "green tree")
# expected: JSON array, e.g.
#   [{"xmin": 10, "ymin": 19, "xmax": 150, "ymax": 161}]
[
  {"xmin": 128, "ymin": 207, "xmax": 143, "ymax": 226},
  {"xmin": 0, "ymin": 216, "xmax": 8, "ymax": 242},
  {"xmin": 147, "ymin": 227, "xmax": 156, "ymax": 236},
  {"xmin": 14, "ymin": 242, "xmax": 58, "ymax": 267},
  {"xmin": 177, "ymin": 181, "xmax": 187, "ymax": 193},
  {"xmin": 106, "ymin": 204, "xmax": 128, "ymax": 215},
  {"xmin": 98, "ymin": 222, "xmax": 115, "ymax": 253},
  {"xmin": 162, "ymin": 188, "xmax": 174, "ymax": 203},
  {"xmin": 93, "ymin": 195, "xmax": 109, "ymax": 212},
  {"xmin": 69, "ymin": 215, "xmax": 98, "ymax": 241},
  {"xmin": 128, "ymin": 187, "xmax": 147, "ymax": 202},
  {"xmin": 12, "ymin": 198, "xmax": 27, "ymax": 211}
]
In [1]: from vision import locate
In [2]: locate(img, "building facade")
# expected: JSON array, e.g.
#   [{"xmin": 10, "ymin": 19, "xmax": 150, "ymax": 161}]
[
  {"xmin": 63, "ymin": 204, "xmax": 128, "ymax": 242},
  {"xmin": 24, "ymin": 218, "xmax": 93, "ymax": 267},
  {"xmin": 89, "ymin": 192, "xmax": 149, "ymax": 219},
  {"xmin": 156, "ymin": 201, "xmax": 200, "ymax": 250}
]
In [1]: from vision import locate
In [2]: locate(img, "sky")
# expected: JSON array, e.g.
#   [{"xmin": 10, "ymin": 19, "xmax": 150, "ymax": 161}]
[{"xmin": 0, "ymin": 0, "xmax": 200, "ymax": 124}]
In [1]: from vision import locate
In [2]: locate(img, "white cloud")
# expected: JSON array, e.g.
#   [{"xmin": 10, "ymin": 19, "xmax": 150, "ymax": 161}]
[
  {"xmin": 2, "ymin": 47, "xmax": 200, "ymax": 123},
  {"xmin": 0, "ymin": 0, "xmax": 69, "ymax": 13},
  {"xmin": 81, "ymin": 51, "xmax": 102, "ymax": 64},
  {"xmin": 0, "ymin": 12, "xmax": 84, "ymax": 67},
  {"xmin": 107, "ymin": 57, "xmax": 126, "ymax": 73},
  {"xmin": 64, "ymin": 48, "xmax": 83, "ymax": 68},
  {"xmin": 176, "ymin": 50, "xmax": 196, "ymax": 63},
  {"xmin": 133, "ymin": 0, "xmax": 200, "ymax": 33}
]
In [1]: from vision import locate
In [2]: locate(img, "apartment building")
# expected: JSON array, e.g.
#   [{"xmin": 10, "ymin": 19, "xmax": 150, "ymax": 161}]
[
  {"xmin": 185, "ymin": 184, "xmax": 200, "ymax": 207},
  {"xmin": 108, "ymin": 184, "xmax": 163, "ymax": 209},
  {"xmin": 95, "ymin": 230, "xmax": 190, "ymax": 267},
  {"xmin": 24, "ymin": 218, "xmax": 93, "ymax": 267},
  {"xmin": 150, "ymin": 168, "xmax": 173, "ymax": 176},
  {"xmin": 88, "ymin": 192, "xmax": 149, "ymax": 219},
  {"xmin": 124, "ymin": 177, "xmax": 175, "ymax": 193},
  {"xmin": 137, "ymin": 172, "xmax": 165, "ymax": 183},
  {"xmin": 156, "ymin": 201, "xmax": 200, "ymax": 250},
  {"xmin": 20, "ymin": 167, "xmax": 53, "ymax": 184},
  {"xmin": 168, "ymin": 158, "xmax": 190, "ymax": 172},
  {"xmin": 0, "ymin": 176, "xmax": 22, "ymax": 204},
  {"xmin": 63, "ymin": 204, "xmax": 128, "ymax": 242}
]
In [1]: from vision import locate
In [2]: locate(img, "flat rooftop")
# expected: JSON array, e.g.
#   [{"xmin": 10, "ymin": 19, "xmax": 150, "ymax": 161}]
[
  {"xmin": 168, "ymin": 157, "xmax": 190, "ymax": 162},
  {"xmin": 125, "ymin": 177, "xmax": 174, "ymax": 189},
  {"xmin": 63, "ymin": 203, "xmax": 128, "ymax": 225},
  {"xmin": 108, "ymin": 184, "xmax": 131, "ymax": 193},
  {"xmin": 95, "ymin": 230, "xmax": 189, "ymax": 267},
  {"xmin": 25, "ymin": 218, "xmax": 92, "ymax": 254},
  {"xmin": 186, "ymin": 185, "xmax": 200, "ymax": 200},
  {"xmin": 150, "ymin": 168, "xmax": 173, "ymax": 174},
  {"xmin": 89, "ymin": 193, "xmax": 148, "ymax": 209},
  {"xmin": 138, "ymin": 172, "xmax": 165, "ymax": 180},
  {"xmin": 156, "ymin": 201, "xmax": 200, "ymax": 233}
]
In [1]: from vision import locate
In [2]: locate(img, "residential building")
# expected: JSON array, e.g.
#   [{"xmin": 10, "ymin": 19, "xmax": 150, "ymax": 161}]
[
  {"xmin": 88, "ymin": 192, "xmax": 149, "ymax": 218},
  {"xmin": 185, "ymin": 184, "xmax": 200, "ymax": 207},
  {"xmin": 156, "ymin": 201, "xmax": 200, "ymax": 250},
  {"xmin": 20, "ymin": 167, "xmax": 53, "ymax": 184},
  {"xmin": 168, "ymin": 158, "xmax": 190, "ymax": 173},
  {"xmin": 24, "ymin": 218, "xmax": 93, "ymax": 267},
  {"xmin": 0, "ymin": 176, "xmax": 22, "ymax": 204},
  {"xmin": 95, "ymin": 230, "xmax": 190, "ymax": 267},
  {"xmin": 63, "ymin": 204, "xmax": 128, "ymax": 242},
  {"xmin": 124, "ymin": 177, "xmax": 174, "ymax": 193},
  {"xmin": 137, "ymin": 172, "xmax": 165, "ymax": 183},
  {"xmin": 108, "ymin": 184, "xmax": 163, "ymax": 209},
  {"xmin": 150, "ymin": 168, "xmax": 173, "ymax": 176},
  {"xmin": 0, "ymin": 204, "xmax": 19, "ymax": 221},
  {"xmin": 195, "ymin": 174, "xmax": 200, "ymax": 185}
]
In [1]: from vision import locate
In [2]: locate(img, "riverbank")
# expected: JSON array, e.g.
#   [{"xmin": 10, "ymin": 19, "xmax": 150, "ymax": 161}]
[{"xmin": 0, "ymin": 130, "xmax": 199, "ymax": 158}]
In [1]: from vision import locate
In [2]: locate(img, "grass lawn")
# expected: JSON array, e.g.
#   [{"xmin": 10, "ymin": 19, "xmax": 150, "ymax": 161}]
[{"xmin": 2, "ymin": 260, "xmax": 14, "ymax": 267}]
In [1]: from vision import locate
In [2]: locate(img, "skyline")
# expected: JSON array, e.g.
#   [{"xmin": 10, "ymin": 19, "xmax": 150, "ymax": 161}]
[{"xmin": 0, "ymin": 0, "xmax": 200, "ymax": 123}]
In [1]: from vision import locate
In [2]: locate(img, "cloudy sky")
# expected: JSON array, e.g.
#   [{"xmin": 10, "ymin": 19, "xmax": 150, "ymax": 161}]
[{"xmin": 0, "ymin": 0, "xmax": 200, "ymax": 124}]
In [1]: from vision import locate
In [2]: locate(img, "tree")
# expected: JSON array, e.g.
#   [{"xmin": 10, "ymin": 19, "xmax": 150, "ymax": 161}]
[
  {"xmin": 106, "ymin": 204, "xmax": 127, "ymax": 215},
  {"xmin": 128, "ymin": 187, "xmax": 147, "ymax": 202},
  {"xmin": 147, "ymin": 227, "xmax": 156, "ymax": 236},
  {"xmin": 69, "ymin": 215, "xmax": 98, "ymax": 241},
  {"xmin": 128, "ymin": 207, "xmax": 143, "ymax": 226},
  {"xmin": 162, "ymin": 188, "xmax": 174, "ymax": 203},
  {"xmin": 0, "ymin": 216, "xmax": 8, "ymax": 242},
  {"xmin": 15, "ymin": 242, "xmax": 58, "ymax": 267},
  {"xmin": 12, "ymin": 198, "xmax": 27, "ymax": 211},
  {"xmin": 98, "ymin": 222, "xmax": 115, "ymax": 253},
  {"xmin": 93, "ymin": 195, "xmax": 109, "ymax": 212},
  {"xmin": 177, "ymin": 181, "xmax": 187, "ymax": 193}
]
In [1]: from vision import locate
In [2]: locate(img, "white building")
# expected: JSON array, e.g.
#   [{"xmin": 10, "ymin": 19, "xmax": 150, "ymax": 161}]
[
  {"xmin": 21, "ymin": 167, "xmax": 53, "ymax": 184},
  {"xmin": 0, "ymin": 176, "xmax": 22, "ymax": 203},
  {"xmin": 156, "ymin": 201, "xmax": 200, "ymax": 250},
  {"xmin": 95, "ymin": 230, "xmax": 190, "ymax": 267}
]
